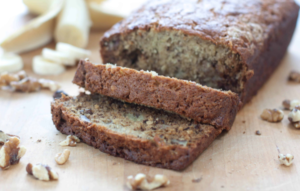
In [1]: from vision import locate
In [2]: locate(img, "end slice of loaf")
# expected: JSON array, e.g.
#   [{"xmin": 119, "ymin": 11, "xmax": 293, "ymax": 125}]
[
  {"xmin": 51, "ymin": 93, "xmax": 223, "ymax": 170},
  {"xmin": 73, "ymin": 60, "xmax": 240, "ymax": 130}
]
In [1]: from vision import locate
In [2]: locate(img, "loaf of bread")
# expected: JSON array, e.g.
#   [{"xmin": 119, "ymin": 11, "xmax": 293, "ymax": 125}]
[
  {"xmin": 100, "ymin": 0, "xmax": 299, "ymax": 103},
  {"xmin": 73, "ymin": 60, "xmax": 240, "ymax": 130},
  {"xmin": 51, "ymin": 93, "xmax": 222, "ymax": 170}
]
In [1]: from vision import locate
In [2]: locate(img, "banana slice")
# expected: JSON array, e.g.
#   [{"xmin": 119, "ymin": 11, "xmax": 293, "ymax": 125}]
[
  {"xmin": 33, "ymin": 56, "xmax": 66, "ymax": 75},
  {"xmin": 88, "ymin": 0, "xmax": 146, "ymax": 29},
  {"xmin": 23, "ymin": 0, "xmax": 54, "ymax": 15},
  {"xmin": 0, "ymin": 52, "xmax": 24, "ymax": 73},
  {"xmin": 0, "ymin": 0, "xmax": 63, "ymax": 53},
  {"xmin": 42, "ymin": 48, "xmax": 76, "ymax": 66},
  {"xmin": 56, "ymin": 42, "xmax": 91, "ymax": 60},
  {"xmin": 55, "ymin": 0, "xmax": 91, "ymax": 48}
]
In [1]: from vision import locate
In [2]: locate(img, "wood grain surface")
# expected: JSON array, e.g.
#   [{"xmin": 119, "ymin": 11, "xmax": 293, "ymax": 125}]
[{"xmin": 1, "ymin": 1, "xmax": 300, "ymax": 190}]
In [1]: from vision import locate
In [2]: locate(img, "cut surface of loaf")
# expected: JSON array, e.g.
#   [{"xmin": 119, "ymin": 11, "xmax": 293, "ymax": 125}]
[
  {"xmin": 100, "ymin": 0, "xmax": 299, "ymax": 103},
  {"xmin": 73, "ymin": 60, "xmax": 240, "ymax": 130},
  {"xmin": 51, "ymin": 94, "xmax": 222, "ymax": 170}
]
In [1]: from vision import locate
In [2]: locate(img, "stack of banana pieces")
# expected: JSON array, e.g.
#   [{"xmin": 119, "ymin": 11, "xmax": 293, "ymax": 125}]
[{"xmin": 0, "ymin": 0, "xmax": 145, "ymax": 74}]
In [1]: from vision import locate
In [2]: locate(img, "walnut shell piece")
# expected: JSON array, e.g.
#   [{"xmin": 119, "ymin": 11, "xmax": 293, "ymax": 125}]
[{"xmin": 260, "ymin": 109, "xmax": 284, "ymax": 123}]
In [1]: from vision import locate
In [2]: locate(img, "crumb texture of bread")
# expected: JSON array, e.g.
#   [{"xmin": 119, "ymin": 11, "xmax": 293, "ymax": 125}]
[
  {"xmin": 73, "ymin": 60, "xmax": 240, "ymax": 130},
  {"xmin": 51, "ymin": 94, "xmax": 222, "ymax": 170},
  {"xmin": 100, "ymin": 0, "xmax": 299, "ymax": 103}
]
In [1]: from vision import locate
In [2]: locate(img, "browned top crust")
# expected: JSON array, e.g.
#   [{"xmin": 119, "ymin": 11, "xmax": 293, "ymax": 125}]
[
  {"xmin": 73, "ymin": 60, "xmax": 240, "ymax": 130},
  {"xmin": 102, "ymin": 0, "xmax": 299, "ymax": 64}
]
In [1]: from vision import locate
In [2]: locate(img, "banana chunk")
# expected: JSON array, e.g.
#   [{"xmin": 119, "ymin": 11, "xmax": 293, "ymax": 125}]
[
  {"xmin": 33, "ymin": 56, "xmax": 65, "ymax": 75},
  {"xmin": 23, "ymin": 0, "xmax": 54, "ymax": 15},
  {"xmin": 1, "ymin": 0, "xmax": 63, "ymax": 53},
  {"xmin": 55, "ymin": 0, "xmax": 91, "ymax": 48},
  {"xmin": 0, "ymin": 52, "xmax": 24, "ymax": 73},
  {"xmin": 56, "ymin": 42, "xmax": 91, "ymax": 60},
  {"xmin": 42, "ymin": 48, "xmax": 76, "ymax": 66},
  {"xmin": 88, "ymin": 0, "xmax": 146, "ymax": 29}
]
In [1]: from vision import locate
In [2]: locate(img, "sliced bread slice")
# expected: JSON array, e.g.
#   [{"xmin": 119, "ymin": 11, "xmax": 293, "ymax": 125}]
[
  {"xmin": 51, "ymin": 93, "xmax": 223, "ymax": 170},
  {"xmin": 72, "ymin": 60, "xmax": 240, "ymax": 130}
]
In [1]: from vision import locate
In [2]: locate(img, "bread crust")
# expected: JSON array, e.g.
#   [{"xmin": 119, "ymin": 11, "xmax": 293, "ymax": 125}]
[
  {"xmin": 100, "ymin": 0, "xmax": 299, "ymax": 104},
  {"xmin": 73, "ymin": 60, "xmax": 240, "ymax": 130},
  {"xmin": 51, "ymin": 95, "xmax": 222, "ymax": 171}
]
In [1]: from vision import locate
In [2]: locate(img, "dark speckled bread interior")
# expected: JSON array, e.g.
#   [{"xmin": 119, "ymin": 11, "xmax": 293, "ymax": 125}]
[
  {"xmin": 51, "ymin": 94, "xmax": 222, "ymax": 170},
  {"xmin": 100, "ymin": 0, "xmax": 299, "ymax": 103}
]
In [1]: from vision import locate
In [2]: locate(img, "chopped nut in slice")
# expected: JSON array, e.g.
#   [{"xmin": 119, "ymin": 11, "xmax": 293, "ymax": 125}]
[
  {"xmin": 278, "ymin": 154, "xmax": 294, "ymax": 166},
  {"xmin": 55, "ymin": 149, "xmax": 70, "ymax": 165},
  {"xmin": 0, "ymin": 137, "xmax": 26, "ymax": 169},
  {"xmin": 260, "ymin": 109, "xmax": 284, "ymax": 123},
  {"xmin": 26, "ymin": 163, "xmax": 58, "ymax": 181},
  {"xmin": 288, "ymin": 108, "xmax": 300, "ymax": 128},
  {"xmin": 59, "ymin": 135, "xmax": 80, "ymax": 147},
  {"xmin": 126, "ymin": 173, "xmax": 170, "ymax": 190},
  {"xmin": 288, "ymin": 71, "xmax": 300, "ymax": 83},
  {"xmin": 282, "ymin": 99, "xmax": 300, "ymax": 110}
]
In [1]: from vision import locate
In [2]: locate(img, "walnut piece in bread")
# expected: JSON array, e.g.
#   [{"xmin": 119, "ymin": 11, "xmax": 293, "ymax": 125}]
[
  {"xmin": 59, "ymin": 135, "xmax": 80, "ymax": 147},
  {"xmin": 26, "ymin": 163, "xmax": 58, "ymax": 181},
  {"xmin": 260, "ymin": 109, "xmax": 284, "ymax": 123},
  {"xmin": 0, "ymin": 137, "xmax": 26, "ymax": 169},
  {"xmin": 126, "ymin": 173, "xmax": 170, "ymax": 190}
]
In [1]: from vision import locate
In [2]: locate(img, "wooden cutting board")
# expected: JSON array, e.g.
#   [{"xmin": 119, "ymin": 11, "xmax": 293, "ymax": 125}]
[{"xmin": 1, "ymin": 1, "xmax": 300, "ymax": 190}]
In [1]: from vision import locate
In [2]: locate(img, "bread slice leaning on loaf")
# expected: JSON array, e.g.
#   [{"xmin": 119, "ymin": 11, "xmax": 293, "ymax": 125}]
[
  {"xmin": 73, "ymin": 60, "xmax": 240, "ymax": 130},
  {"xmin": 100, "ymin": 0, "xmax": 299, "ymax": 104},
  {"xmin": 51, "ymin": 93, "xmax": 223, "ymax": 170}
]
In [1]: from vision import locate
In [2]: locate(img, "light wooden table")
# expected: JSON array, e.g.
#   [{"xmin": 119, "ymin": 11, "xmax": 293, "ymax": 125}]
[{"xmin": 1, "ymin": 1, "xmax": 300, "ymax": 190}]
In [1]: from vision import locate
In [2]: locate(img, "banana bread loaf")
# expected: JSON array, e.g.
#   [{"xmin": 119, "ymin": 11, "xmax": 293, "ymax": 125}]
[
  {"xmin": 51, "ymin": 93, "xmax": 223, "ymax": 170},
  {"xmin": 100, "ymin": 0, "xmax": 299, "ymax": 104},
  {"xmin": 73, "ymin": 60, "xmax": 240, "ymax": 130}
]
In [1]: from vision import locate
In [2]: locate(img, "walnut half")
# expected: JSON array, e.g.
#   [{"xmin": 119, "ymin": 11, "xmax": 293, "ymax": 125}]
[
  {"xmin": 0, "ymin": 130, "xmax": 16, "ymax": 145},
  {"xmin": 126, "ymin": 173, "xmax": 170, "ymax": 190},
  {"xmin": 282, "ymin": 99, "xmax": 300, "ymax": 110},
  {"xmin": 288, "ymin": 71, "xmax": 300, "ymax": 83},
  {"xmin": 1, "ymin": 70, "xmax": 60, "ymax": 92},
  {"xmin": 59, "ymin": 135, "xmax": 80, "ymax": 147},
  {"xmin": 26, "ymin": 163, "xmax": 58, "ymax": 181},
  {"xmin": 55, "ymin": 149, "xmax": 70, "ymax": 165},
  {"xmin": 0, "ymin": 137, "xmax": 26, "ymax": 169},
  {"xmin": 278, "ymin": 154, "xmax": 294, "ymax": 166},
  {"xmin": 288, "ymin": 108, "xmax": 300, "ymax": 128},
  {"xmin": 260, "ymin": 109, "xmax": 284, "ymax": 123}
]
